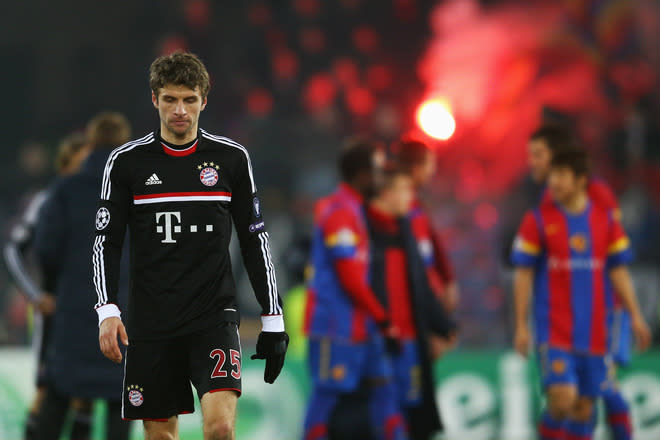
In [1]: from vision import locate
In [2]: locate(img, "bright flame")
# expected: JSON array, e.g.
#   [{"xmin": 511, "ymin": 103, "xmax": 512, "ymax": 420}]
[{"xmin": 416, "ymin": 99, "xmax": 456, "ymax": 140}]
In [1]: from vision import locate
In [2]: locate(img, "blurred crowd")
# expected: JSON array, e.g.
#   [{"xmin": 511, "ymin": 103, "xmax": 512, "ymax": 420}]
[{"xmin": 1, "ymin": 0, "xmax": 660, "ymax": 348}]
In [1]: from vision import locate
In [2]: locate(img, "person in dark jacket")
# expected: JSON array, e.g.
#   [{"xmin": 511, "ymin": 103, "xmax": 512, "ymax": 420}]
[
  {"xmin": 32, "ymin": 112, "xmax": 133, "ymax": 440},
  {"xmin": 367, "ymin": 164, "xmax": 455, "ymax": 440},
  {"xmin": 4, "ymin": 133, "xmax": 89, "ymax": 440}
]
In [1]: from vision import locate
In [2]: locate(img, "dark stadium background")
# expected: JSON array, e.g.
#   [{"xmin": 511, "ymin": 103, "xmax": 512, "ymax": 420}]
[{"xmin": 0, "ymin": 1, "xmax": 659, "ymax": 439}]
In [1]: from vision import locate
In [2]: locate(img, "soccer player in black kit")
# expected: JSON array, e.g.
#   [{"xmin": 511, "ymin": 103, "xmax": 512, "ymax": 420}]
[{"xmin": 94, "ymin": 52, "xmax": 288, "ymax": 440}]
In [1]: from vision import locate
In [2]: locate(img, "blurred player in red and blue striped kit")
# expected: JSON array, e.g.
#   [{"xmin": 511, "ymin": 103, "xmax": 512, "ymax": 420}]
[
  {"xmin": 512, "ymin": 147, "xmax": 651, "ymax": 440},
  {"xmin": 302, "ymin": 140, "xmax": 407, "ymax": 440},
  {"xmin": 526, "ymin": 125, "xmax": 643, "ymax": 439}
]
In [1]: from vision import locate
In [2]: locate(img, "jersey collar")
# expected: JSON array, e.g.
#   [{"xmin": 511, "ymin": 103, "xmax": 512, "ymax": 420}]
[{"xmin": 158, "ymin": 132, "xmax": 200, "ymax": 157}]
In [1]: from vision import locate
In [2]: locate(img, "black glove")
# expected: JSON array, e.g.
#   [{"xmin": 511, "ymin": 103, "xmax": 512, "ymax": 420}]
[
  {"xmin": 377, "ymin": 320, "xmax": 401, "ymax": 355},
  {"xmin": 251, "ymin": 331, "xmax": 289, "ymax": 384},
  {"xmin": 428, "ymin": 299, "xmax": 458, "ymax": 338}
]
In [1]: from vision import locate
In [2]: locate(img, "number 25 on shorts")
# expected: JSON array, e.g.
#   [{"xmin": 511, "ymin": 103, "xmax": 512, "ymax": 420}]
[{"xmin": 210, "ymin": 348, "xmax": 241, "ymax": 379}]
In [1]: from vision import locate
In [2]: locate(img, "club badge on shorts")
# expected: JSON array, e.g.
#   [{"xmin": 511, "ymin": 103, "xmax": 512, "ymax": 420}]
[
  {"xmin": 197, "ymin": 162, "xmax": 220, "ymax": 186},
  {"xmin": 127, "ymin": 384, "xmax": 144, "ymax": 407}
]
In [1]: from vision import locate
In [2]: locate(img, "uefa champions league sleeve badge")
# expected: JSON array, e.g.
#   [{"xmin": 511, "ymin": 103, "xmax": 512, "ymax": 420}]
[{"xmin": 96, "ymin": 207, "xmax": 111, "ymax": 230}]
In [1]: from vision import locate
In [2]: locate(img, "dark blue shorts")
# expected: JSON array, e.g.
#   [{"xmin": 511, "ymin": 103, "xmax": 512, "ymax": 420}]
[
  {"xmin": 537, "ymin": 346, "xmax": 613, "ymax": 398},
  {"xmin": 307, "ymin": 335, "xmax": 393, "ymax": 392}
]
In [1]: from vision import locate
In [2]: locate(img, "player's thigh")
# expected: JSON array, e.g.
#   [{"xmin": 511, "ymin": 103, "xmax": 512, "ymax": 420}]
[
  {"xmin": 546, "ymin": 384, "xmax": 578, "ymax": 417},
  {"xmin": 144, "ymin": 417, "xmax": 178, "ymax": 440},
  {"xmin": 201, "ymin": 390, "xmax": 237, "ymax": 440},
  {"xmin": 307, "ymin": 337, "xmax": 367, "ymax": 392},
  {"xmin": 188, "ymin": 322, "xmax": 242, "ymax": 400},
  {"xmin": 571, "ymin": 395, "xmax": 595, "ymax": 422}
]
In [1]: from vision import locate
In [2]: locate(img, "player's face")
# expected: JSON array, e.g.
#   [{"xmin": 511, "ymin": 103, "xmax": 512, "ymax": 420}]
[
  {"xmin": 411, "ymin": 151, "xmax": 437, "ymax": 188},
  {"xmin": 152, "ymin": 84, "xmax": 207, "ymax": 142},
  {"xmin": 548, "ymin": 167, "xmax": 586, "ymax": 205},
  {"xmin": 528, "ymin": 139, "xmax": 552, "ymax": 183},
  {"xmin": 386, "ymin": 174, "xmax": 415, "ymax": 216}
]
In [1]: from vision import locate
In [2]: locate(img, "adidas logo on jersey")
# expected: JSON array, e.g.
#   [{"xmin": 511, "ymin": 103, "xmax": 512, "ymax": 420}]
[{"xmin": 145, "ymin": 173, "xmax": 162, "ymax": 185}]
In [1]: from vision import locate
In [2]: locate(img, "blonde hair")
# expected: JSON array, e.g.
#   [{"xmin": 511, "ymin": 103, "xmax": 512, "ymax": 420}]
[
  {"xmin": 55, "ymin": 133, "xmax": 87, "ymax": 174},
  {"xmin": 86, "ymin": 112, "xmax": 131, "ymax": 148}
]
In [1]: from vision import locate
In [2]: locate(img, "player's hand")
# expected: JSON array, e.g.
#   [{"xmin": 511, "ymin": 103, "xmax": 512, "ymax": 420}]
[
  {"xmin": 514, "ymin": 326, "xmax": 530, "ymax": 357},
  {"xmin": 378, "ymin": 321, "xmax": 401, "ymax": 355},
  {"xmin": 251, "ymin": 331, "xmax": 289, "ymax": 384},
  {"xmin": 632, "ymin": 314, "xmax": 651, "ymax": 352},
  {"xmin": 442, "ymin": 282, "xmax": 460, "ymax": 313},
  {"xmin": 429, "ymin": 332, "xmax": 457, "ymax": 361},
  {"xmin": 99, "ymin": 317, "xmax": 129, "ymax": 364},
  {"xmin": 36, "ymin": 293, "xmax": 56, "ymax": 316}
]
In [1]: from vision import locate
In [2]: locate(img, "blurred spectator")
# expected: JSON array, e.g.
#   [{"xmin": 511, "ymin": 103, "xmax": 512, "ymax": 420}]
[{"xmin": 32, "ymin": 112, "xmax": 133, "ymax": 440}]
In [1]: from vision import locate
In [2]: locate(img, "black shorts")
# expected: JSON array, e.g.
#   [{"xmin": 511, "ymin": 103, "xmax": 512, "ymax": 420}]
[{"xmin": 122, "ymin": 321, "xmax": 242, "ymax": 421}]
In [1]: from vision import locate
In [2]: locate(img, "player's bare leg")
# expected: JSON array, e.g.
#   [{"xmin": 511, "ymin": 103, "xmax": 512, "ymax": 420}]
[
  {"xmin": 30, "ymin": 386, "xmax": 47, "ymax": 414},
  {"xmin": 565, "ymin": 396, "xmax": 596, "ymax": 439},
  {"xmin": 201, "ymin": 390, "xmax": 237, "ymax": 440},
  {"xmin": 572, "ymin": 396, "xmax": 594, "ymax": 422},
  {"xmin": 144, "ymin": 416, "xmax": 178, "ymax": 440},
  {"xmin": 546, "ymin": 384, "xmax": 577, "ymax": 420}
]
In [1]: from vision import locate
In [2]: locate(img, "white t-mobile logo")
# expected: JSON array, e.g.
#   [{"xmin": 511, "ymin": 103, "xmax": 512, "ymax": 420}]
[
  {"xmin": 156, "ymin": 211, "xmax": 182, "ymax": 243},
  {"xmin": 155, "ymin": 211, "xmax": 215, "ymax": 243}
]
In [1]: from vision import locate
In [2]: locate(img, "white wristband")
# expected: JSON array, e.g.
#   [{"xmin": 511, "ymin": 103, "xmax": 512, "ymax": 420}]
[
  {"xmin": 96, "ymin": 304, "xmax": 121, "ymax": 327},
  {"xmin": 261, "ymin": 314, "xmax": 285, "ymax": 332}
]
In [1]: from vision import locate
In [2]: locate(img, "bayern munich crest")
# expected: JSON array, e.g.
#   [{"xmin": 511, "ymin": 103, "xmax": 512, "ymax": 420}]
[
  {"xmin": 95, "ymin": 207, "xmax": 110, "ymax": 230},
  {"xmin": 127, "ymin": 384, "xmax": 144, "ymax": 407},
  {"xmin": 198, "ymin": 162, "xmax": 220, "ymax": 186}
]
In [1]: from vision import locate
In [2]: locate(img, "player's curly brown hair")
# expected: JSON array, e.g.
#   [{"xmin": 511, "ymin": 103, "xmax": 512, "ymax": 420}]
[
  {"xmin": 149, "ymin": 52, "xmax": 211, "ymax": 99},
  {"xmin": 550, "ymin": 148, "xmax": 591, "ymax": 178}
]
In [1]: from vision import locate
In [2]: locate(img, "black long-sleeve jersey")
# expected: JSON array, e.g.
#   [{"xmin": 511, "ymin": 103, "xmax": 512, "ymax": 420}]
[{"xmin": 93, "ymin": 129, "xmax": 283, "ymax": 341}]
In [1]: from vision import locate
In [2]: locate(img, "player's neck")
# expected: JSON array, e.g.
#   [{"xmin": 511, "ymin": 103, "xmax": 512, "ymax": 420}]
[
  {"xmin": 562, "ymin": 191, "xmax": 588, "ymax": 214},
  {"xmin": 160, "ymin": 124, "xmax": 198, "ymax": 145},
  {"xmin": 370, "ymin": 199, "xmax": 396, "ymax": 218}
]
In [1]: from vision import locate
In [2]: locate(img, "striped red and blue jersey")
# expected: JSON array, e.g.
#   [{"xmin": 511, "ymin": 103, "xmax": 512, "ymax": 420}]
[
  {"xmin": 511, "ymin": 202, "xmax": 632, "ymax": 355},
  {"xmin": 305, "ymin": 184, "xmax": 386, "ymax": 342},
  {"xmin": 543, "ymin": 179, "xmax": 623, "ymax": 312}
]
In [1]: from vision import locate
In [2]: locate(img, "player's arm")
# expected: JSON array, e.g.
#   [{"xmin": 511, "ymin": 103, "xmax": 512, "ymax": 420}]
[
  {"xmin": 429, "ymin": 228, "xmax": 459, "ymax": 311},
  {"xmin": 606, "ymin": 217, "xmax": 651, "ymax": 351},
  {"xmin": 94, "ymin": 152, "xmax": 130, "ymax": 363},
  {"xmin": 322, "ymin": 209, "xmax": 387, "ymax": 324},
  {"xmin": 609, "ymin": 267, "xmax": 650, "ymax": 351},
  {"xmin": 229, "ymin": 149, "xmax": 288, "ymax": 384},
  {"xmin": 510, "ymin": 211, "xmax": 542, "ymax": 357},
  {"xmin": 513, "ymin": 267, "xmax": 534, "ymax": 357},
  {"xmin": 4, "ymin": 191, "xmax": 54, "ymax": 312},
  {"xmin": 229, "ymin": 152, "xmax": 283, "ymax": 329}
]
